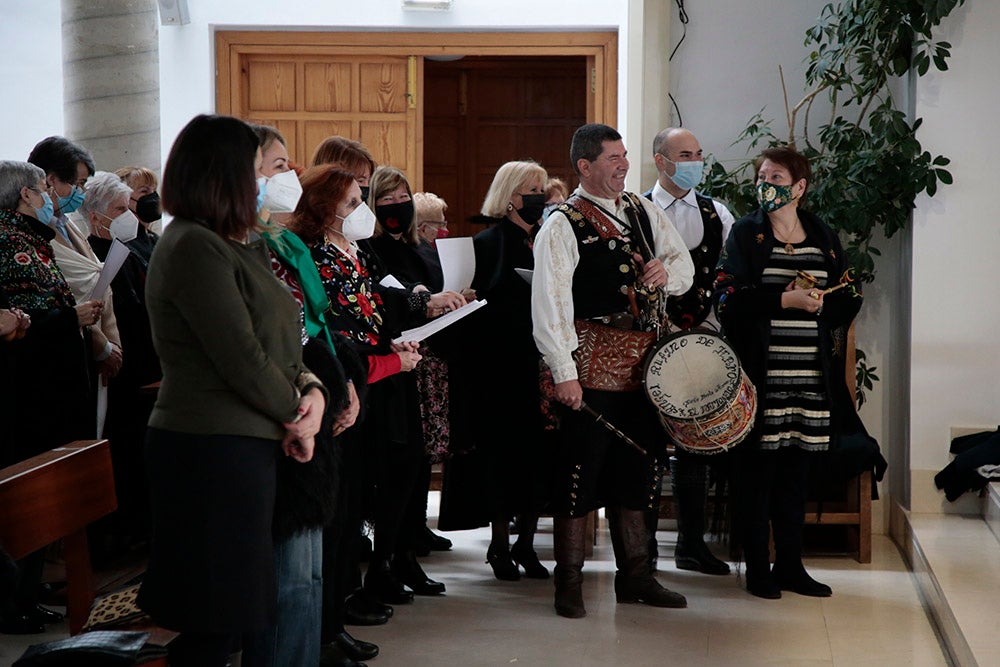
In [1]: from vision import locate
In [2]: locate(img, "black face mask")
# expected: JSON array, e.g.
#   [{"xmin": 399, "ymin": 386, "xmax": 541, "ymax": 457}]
[
  {"xmin": 360, "ymin": 185, "xmax": 370, "ymax": 203},
  {"xmin": 133, "ymin": 192, "xmax": 161, "ymax": 223},
  {"xmin": 375, "ymin": 200, "xmax": 415, "ymax": 235},
  {"xmin": 516, "ymin": 193, "xmax": 547, "ymax": 225}
]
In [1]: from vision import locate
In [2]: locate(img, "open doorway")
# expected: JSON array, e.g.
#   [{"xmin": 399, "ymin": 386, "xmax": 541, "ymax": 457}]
[{"xmin": 422, "ymin": 56, "xmax": 587, "ymax": 239}]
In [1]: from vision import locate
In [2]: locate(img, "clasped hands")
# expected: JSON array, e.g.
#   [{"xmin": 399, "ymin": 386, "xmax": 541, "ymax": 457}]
[{"xmin": 281, "ymin": 387, "xmax": 326, "ymax": 463}]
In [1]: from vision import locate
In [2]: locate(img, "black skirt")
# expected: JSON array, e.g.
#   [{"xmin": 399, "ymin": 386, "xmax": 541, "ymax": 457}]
[{"xmin": 137, "ymin": 428, "xmax": 278, "ymax": 633}]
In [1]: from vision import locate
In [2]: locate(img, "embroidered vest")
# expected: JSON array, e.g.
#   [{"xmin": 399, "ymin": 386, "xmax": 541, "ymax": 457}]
[
  {"xmin": 671, "ymin": 194, "xmax": 723, "ymax": 328},
  {"xmin": 558, "ymin": 193, "xmax": 660, "ymax": 330}
]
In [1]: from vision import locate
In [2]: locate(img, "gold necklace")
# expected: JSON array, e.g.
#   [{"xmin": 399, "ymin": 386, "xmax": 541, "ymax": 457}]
[{"xmin": 771, "ymin": 223, "xmax": 801, "ymax": 254}]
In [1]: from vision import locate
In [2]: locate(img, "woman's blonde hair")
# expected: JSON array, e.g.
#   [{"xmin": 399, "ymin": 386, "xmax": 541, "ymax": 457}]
[
  {"xmin": 369, "ymin": 165, "xmax": 418, "ymax": 245},
  {"xmin": 480, "ymin": 160, "xmax": 548, "ymax": 218},
  {"xmin": 413, "ymin": 192, "xmax": 447, "ymax": 226},
  {"xmin": 115, "ymin": 166, "xmax": 158, "ymax": 191}
]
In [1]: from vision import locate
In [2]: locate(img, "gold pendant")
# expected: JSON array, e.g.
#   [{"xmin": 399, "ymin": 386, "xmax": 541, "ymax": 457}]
[{"xmin": 784, "ymin": 242, "xmax": 794, "ymax": 254}]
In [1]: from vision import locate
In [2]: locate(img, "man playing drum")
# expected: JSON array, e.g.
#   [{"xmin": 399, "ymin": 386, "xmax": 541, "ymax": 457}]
[
  {"xmin": 643, "ymin": 127, "xmax": 735, "ymax": 576},
  {"xmin": 532, "ymin": 123, "xmax": 694, "ymax": 618}
]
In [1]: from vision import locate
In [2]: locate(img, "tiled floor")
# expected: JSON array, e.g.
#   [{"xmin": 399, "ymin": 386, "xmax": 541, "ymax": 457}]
[
  {"xmin": 0, "ymin": 494, "xmax": 948, "ymax": 667},
  {"xmin": 355, "ymin": 512, "xmax": 947, "ymax": 667}
]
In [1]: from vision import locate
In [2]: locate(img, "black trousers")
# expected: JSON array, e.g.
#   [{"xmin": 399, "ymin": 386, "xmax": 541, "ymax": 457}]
[
  {"xmin": 553, "ymin": 388, "xmax": 663, "ymax": 517},
  {"xmin": 737, "ymin": 446, "xmax": 810, "ymax": 571}
]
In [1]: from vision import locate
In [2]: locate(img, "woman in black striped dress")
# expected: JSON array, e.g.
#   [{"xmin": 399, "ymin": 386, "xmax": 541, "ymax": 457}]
[{"xmin": 714, "ymin": 146, "xmax": 863, "ymax": 600}]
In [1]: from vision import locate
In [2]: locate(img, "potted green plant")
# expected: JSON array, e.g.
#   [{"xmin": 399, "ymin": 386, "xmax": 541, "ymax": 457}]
[{"xmin": 703, "ymin": 0, "xmax": 963, "ymax": 405}]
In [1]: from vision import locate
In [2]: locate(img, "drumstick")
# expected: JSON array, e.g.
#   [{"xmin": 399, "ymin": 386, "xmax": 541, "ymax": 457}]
[
  {"xmin": 580, "ymin": 402, "xmax": 649, "ymax": 456},
  {"xmin": 821, "ymin": 282, "xmax": 849, "ymax": 295}
]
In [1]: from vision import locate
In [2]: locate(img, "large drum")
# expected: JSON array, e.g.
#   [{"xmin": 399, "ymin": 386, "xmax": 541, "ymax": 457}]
[{"xmin": 642, "ymin": 329, "xmax": 756, "ymax": 454}]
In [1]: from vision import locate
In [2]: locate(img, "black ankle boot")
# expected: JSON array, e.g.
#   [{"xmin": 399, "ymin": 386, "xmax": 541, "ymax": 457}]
[
  {"xmin": 330, "ymin": 631, "xmax": 379, "ymax": 661},
  {"xmin": 773, "ymin": 560, "xmax": 832, "ymax": 597},
  {"xmin": 671, "ymin": 456, "xmax": 731, "ymax": 576}
]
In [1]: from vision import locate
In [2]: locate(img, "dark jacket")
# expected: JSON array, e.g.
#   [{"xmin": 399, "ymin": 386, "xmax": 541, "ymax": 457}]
[{"xmin": 714, "ymin": 208, "xmax": 886, "ymax": 485}]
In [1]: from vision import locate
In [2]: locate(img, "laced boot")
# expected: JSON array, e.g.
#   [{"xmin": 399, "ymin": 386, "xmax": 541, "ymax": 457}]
[
  {"xmin": 552, "ymin": 516, "xmax": 587, "ymax": 618},
  {"xmin": 609, "ymin": 507, "xmax": 686, "ymax": 608},
  {"xmin": 671, "ymin": 456, "xmax": 730, "ymax": 575}
]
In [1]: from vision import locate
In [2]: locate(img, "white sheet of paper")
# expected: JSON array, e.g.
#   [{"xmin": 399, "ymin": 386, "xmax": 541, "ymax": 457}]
[
  {"xmin": 89, "ymin": 239, "xmax": 130, "ymax": 301},
  {"xmin": 435, "ymin": 237, "xmax": 476, "ymax": 292},
  {"xmin": 393, "ymin": 299, "xmax": 487, "ymax": 344},
  {"xmin": 379, "ymin": 274, "xmax": 406, "ymax": 290},
  {"xmin": 515, "ymin": 268, "xmax": 533, "ymax": 285}
]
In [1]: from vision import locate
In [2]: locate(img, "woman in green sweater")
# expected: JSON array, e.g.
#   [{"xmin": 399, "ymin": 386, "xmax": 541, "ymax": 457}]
[{"xmin": 137, "ymin": 115, "xmax": 327, "ymax": 667}]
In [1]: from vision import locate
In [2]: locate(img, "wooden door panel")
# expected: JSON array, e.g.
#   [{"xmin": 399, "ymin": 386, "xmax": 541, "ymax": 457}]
[
  {"xmin": 303, "ymin": 120, "xmax": 355, "ymax": 164},
  {"xmin": 359, "ymin": 63, "xmax": 409, "ymax": 114},
  {"xmin": 228, "ymin": 52, "xmax": 417, "ymax": 182},
  {"xmin": 360, "ymin": 121, "xmax": 409, "ymax": 170},
  {"xmin": 246, "ymin": 60, "xmax": 297, "ymax": 112},
  {"xmin": 303, "ymin": 63, "xmax": 353, "ymax": 112}
]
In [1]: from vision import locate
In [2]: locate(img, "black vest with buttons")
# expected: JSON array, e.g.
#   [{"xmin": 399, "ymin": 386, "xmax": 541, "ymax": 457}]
[
  {"xmin": 556, "ymin": 193, "xmax": 656, "ymax": 322},
  {"xmin": 642, "ymin": 189, "xmax": 723, "ymax": 329}
]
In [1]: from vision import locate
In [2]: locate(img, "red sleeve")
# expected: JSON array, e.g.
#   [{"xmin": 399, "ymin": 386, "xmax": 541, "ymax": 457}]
[{"xmin": 367, "ymin": 353, "xmax": 402, "ymax": 384}]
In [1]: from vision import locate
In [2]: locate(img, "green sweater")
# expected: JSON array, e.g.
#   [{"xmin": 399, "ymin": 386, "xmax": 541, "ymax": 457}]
[{"xmin": 146, "ymin": 217, "xmax": 319, "ymax": 440}]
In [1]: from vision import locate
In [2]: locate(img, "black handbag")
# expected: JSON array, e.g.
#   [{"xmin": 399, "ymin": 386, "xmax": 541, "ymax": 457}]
[{"xmin": 14, "ymin": 630, "xmax": 167, "ymax": 667}]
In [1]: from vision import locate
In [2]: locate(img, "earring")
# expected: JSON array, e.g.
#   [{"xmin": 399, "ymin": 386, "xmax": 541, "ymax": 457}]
[{"xmin": 507, "ymin": 203, "xmax": 514, "ymax": 212}]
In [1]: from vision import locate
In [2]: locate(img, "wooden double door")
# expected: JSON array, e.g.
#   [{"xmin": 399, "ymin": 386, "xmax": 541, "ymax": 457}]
[{"xmin": 216, "ymin": 31, "xmax": 615, "ymax": 238}]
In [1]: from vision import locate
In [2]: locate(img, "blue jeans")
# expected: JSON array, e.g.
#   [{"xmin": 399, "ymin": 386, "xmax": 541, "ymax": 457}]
[{"xmin": 243, "ymin": 528, "xmax": 323, "ymax": 667}]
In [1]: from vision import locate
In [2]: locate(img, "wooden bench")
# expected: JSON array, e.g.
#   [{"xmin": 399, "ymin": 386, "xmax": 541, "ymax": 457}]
[{"xmin": 0, "ymin": 439, "xmax": 117, "ymax": 634}]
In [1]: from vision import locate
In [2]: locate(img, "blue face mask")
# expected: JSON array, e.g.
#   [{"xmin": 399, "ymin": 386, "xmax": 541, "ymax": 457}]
[
  {"xmin": 256, "ymin": 177, "xmax": 267, "ymax": 212},
  {"xmin": 666, "ymin": 159, "xmax": 704, "ymax": 191},
  {"xmin": 35, "ymin": 192, "xmax": 55, "ymax": 224},
  {"xmin": 57, "ymin": 185, "xmax": 85, "ymax": 214}
]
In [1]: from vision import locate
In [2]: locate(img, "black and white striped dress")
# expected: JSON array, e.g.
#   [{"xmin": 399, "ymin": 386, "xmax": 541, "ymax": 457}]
[{"xmin": 759, "ymin": 238, "xmax": 830, "ymax": 452}]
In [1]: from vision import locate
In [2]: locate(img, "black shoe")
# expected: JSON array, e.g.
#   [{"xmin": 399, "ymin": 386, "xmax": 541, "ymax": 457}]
[
  {"xmin": 773, "ymin": 564, "xmax": 832, "ymax": 597},
  {"xmin": 22, "ymin": 604, "xmax": 64, "ymax": 625},
  {"xmin": 613, "ymin": 574, "xmax": 687, "ymax": 608},
  {"xmin": 0, "ymin": 613, "xmax": 45, "ymax": 634},
  {"xmin": 486, "ymin": 545, "xmax": 520, "ymax": 581},
  {"xmin": 344, "ymin": 596, "xmax": 388, "ymax": 626},
  {"xmin": 416, "ymin": 526, "xmax": 452, "ymax": 552},
  {"xmin": 320, "ymin": 642, "xmax": 368, "ymax": 667},
  {"xmin": 746, "ymin": 575, "xmax": 782, "ymax": 600},
  {"xmin": 332, "ymin": 631, "xmax": 379, "ymax": 661},
  {"xmin": 675, "ymin": 539, "xmax": 731, "ymax": 576},
  {"xmin": 364, "ymin": 560, "xmax": 414, "ymax": 605},
  {"xmin": 511, "ymin": 541, "xmax": 550, "ymax": 579},
  {"xmin": 393, "ymin": 552, "xmax": 446, "ymax": 595}
]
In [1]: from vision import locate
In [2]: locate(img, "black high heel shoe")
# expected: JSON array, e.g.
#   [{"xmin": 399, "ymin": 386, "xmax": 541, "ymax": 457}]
[
  {"xmin": 511, "ymin": 541, "xmax": 550, "ymax": 579},
  {"xmin": 486, "ymin": 545, "xmax": 520, "ymax": 581}
]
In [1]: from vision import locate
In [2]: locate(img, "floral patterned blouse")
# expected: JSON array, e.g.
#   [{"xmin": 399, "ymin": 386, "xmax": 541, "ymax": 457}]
[
  {"xmin": 0, "ymin": 209, "xmax": 76, "ymax": 312},
  {"xmin": 311, "ymin": 240, "xmax": 384, "ymax": 347}
]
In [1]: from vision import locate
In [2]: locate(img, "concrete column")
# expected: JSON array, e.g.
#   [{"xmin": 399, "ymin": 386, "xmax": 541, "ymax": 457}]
[{"xmin": 62, "ymin": 0, "xmax": 160, "ymax": 172}]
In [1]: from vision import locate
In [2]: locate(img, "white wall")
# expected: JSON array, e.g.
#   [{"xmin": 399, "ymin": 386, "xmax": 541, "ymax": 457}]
[
  {"xmin": 0, "ymin": 0, "xmax": 64, "ymax": 160},
  {"xmin": 910, "ymin": 1, "xmax": 1000, "ymax": 512},
  {"xmin": 156, "ymin": 0, "xmax": 631, "ymax": 177}
]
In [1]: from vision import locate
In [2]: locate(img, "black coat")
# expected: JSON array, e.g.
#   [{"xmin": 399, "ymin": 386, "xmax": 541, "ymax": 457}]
[{"xmin": 715, "ymin": 208, "xmax": 886, "ymax": 486}]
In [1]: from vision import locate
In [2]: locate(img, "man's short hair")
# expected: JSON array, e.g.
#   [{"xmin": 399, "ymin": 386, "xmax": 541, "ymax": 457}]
[
  {"xmin": 27, "ymin": 136, "xmax": 95, "ymax": 183},
  {"xmin": 652, "ymin": 127, "xmax": 682, "ymax": 157},
  {"xmin": 570, "ymin": 124, "xmax": 621, "ymax": 175}
]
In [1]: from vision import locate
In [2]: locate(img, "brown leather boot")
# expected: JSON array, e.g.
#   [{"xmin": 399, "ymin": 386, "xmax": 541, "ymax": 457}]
[
  {"xmin": 553, "ymin": 516, "xmax": 587, "ymax": 618},
  {"xmin": 609, "ymin": 507, "xmax": 687, "ymax": 608}
]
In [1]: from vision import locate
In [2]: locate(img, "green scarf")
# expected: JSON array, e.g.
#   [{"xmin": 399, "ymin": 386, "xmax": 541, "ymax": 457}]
[{"xmin": 263, "ymin": 226, "xmax": 336, "ymax": 351}]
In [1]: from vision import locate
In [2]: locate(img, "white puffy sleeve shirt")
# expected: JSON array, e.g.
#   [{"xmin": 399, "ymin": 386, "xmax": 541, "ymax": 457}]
[{"xmin": 531, "ymin": 186, "xmax": 693, "ymax": 384}]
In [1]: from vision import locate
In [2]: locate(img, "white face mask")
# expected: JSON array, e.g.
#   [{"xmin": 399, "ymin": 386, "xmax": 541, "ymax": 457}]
[
  {"xmin": 105, "ymin": 210, "xmax": 140, "ymax": 243},
  {"xmin": 337, "ymin": 203, "xmax": 377, "ymax": 242},
  {"xmin": 262, "ymin": 169, "xmax": 303, "ymax": 213}
]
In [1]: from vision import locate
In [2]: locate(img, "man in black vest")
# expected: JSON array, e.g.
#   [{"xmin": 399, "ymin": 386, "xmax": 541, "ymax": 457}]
[
  {"xmin": 532, "ymin": 123, "xmax": 694, "ymax": 618},
  {"xmin": 644, "ymin": 127, "xmax": 735, "ymax": 577}
]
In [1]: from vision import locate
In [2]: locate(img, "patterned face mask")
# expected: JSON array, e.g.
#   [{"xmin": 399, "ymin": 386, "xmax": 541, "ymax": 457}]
[{"xmin": 756, "ymin": 181, "xmax": 796, "ymax": 213}]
